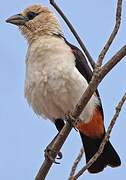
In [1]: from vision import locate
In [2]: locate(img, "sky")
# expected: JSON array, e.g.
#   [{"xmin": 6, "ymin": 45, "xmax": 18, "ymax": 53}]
[{"xmin": 1, "ymin": 0, "xmax": 126, "ymax": 179}]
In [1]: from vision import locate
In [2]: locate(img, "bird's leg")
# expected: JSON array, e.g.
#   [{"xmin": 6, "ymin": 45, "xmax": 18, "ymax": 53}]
[
  {"xmin": 65, "ymin": 112, "xmax": 79, "ymax": 131},
  {"xmin": 44, "ymin": 119, "xmax": 65, "ymax": 163},
  {"xmin": 44, "ymin": 132, "xmax": 62, "ymax": 164}
]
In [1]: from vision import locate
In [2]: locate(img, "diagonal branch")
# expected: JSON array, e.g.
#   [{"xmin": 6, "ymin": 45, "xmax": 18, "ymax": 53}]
[
  {"xmin": 72, "ymin": 92, "xmax": 126, "ymax": 180},
  {"xmin": 97, "ymin": 0, "xmax": 122, "ymax": 66},
  {"xmin": 49, "ymin": 0, "xmax": 95, "ymax": 68},
  {"xmin": 68, "ymin": 148, "xmax": 84, "ymax": 180}
]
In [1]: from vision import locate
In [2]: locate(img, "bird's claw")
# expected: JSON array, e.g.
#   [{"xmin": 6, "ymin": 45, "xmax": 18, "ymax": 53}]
[
  {"xmin": 56, "ymin": 151, "xmax": 63, "ymax": 160},
  {"xmin": 44, "ymin": 147, "xmax": 62, "ymax": 164},
  {"xmin": 65, "ymin": 113, "xmax": 78, "ymax": 131}
]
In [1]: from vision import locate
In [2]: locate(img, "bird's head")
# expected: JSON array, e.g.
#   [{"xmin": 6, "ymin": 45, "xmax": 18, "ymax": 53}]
[{"xmin": 6, "ymin": 4, "xmax": 63, "ymax": 43}]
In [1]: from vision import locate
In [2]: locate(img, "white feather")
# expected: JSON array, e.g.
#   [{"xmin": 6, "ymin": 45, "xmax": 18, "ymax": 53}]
[{"xmin": 25, "ymin": 36, "xmax": 99, "ymax": 123}]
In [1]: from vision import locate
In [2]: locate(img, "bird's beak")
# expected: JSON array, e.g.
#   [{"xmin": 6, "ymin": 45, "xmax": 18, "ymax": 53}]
[{"xmin": 6, "ymin": 14, "xmax": 28, "ymax": 26}]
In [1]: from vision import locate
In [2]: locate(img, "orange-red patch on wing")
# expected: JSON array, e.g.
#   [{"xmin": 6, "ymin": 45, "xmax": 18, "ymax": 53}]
[{"xmin": 76, "ymin": 108, "xmax": 104, "ymax": 138}]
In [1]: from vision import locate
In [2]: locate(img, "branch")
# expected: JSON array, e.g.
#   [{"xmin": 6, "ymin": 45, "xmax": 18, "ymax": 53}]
[
  {"xmin": 35, "ymin": 1, "xmax": 124, "ymax": 179},
  {"xmin": 49, "ymin": 0, "xmax": 95, "ymax": 68},
  {"xmin": 68, "ymin": 148, "xmax": 84, "ymax": 180},
  {"xmin": 72, "ymin": 92, "xmax": 126, "ymax": 179},
  {"xmin": 97, "ymin": 0, "xmax": 122, "ymax": 66}
]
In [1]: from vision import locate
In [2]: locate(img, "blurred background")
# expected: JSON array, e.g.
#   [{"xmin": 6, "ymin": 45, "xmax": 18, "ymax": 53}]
[{"xmin": 1, "ymin": 0, "xmax": 126, "ymax": 179}]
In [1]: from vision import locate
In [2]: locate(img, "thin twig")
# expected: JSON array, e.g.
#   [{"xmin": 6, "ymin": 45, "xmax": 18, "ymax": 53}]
[
  {"xmin": 49, "ymin": 0, "xmax": 95, "ymax": 68},
  {"xmin": 68, "ymin": 148, "xmax": 84, "ymax": 180},
  {"xmin": 97, "ymin": 0, "xmax": 122, "ymax": 66},
  {"xmin": 73, "ymin": 92, "xmax": 126, "ymax": 180}
]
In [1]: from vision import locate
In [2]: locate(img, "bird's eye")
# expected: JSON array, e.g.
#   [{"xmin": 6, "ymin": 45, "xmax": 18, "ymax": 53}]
[{"xmin": 26, "ymin": 11, "xmax": 39, "ymax": 20}]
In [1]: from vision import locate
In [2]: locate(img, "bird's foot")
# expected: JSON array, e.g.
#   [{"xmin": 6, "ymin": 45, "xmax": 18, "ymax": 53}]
[
  {"xmin": 44, "ymin": 146, "xmax": 62, "ymax": 164},
  {"xmin": 65, "ymin": 112, "xmax": 78, "ymax": 131}
]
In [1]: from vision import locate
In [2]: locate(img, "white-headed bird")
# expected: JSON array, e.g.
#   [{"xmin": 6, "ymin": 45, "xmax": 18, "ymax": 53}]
[{"xmin": 6, "ymin": 4, "xmax": 121, "ymax": 173}]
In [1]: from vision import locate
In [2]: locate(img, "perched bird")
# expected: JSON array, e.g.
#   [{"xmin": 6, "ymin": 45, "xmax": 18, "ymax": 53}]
[{"xmin": 6, "ymin": 4, "xmax": 121, "ymax": 173}]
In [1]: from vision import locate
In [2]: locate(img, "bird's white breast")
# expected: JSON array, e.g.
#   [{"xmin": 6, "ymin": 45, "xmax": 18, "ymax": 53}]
[{"xmin": 25, "ymin": 36, "xmax": 99, "ymax": 122}]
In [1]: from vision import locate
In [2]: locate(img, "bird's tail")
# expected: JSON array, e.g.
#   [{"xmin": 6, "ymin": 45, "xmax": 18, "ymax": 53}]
[{"xmin": 80, "ymin": 133, "xmax": 121, "ymax": 173}]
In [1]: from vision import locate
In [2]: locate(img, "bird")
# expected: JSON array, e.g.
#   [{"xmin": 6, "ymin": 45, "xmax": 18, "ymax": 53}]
[{"xmin": 6, "ymin": 4, "xmax": 121, "ymax": 173}]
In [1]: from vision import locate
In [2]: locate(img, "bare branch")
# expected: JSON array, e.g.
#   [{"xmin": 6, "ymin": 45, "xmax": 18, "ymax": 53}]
[
  {"xmin": 97, "ymin": 0, "xmax": 122, "ymax": 66},
  {"xmin": 73, "ymin": 92, "xmax": 126, "ymax": 180},
  {"xmin": 68, "ymin": 148, "xmax": 84, "ymax": 180},
  {"xmin": 49, "ymin": 0, "xmax": 95, "ymax": 68}
]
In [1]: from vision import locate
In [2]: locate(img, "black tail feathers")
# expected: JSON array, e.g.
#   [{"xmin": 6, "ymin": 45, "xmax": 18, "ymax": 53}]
[{"xmin": 80, "ymin": 133, "xmax": 121, "ymax": 173}]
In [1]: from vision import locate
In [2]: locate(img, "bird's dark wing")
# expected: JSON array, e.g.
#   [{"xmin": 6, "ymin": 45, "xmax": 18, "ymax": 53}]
[
  {"xmin": 64, "ymin": 38, "xmax": 104, "ymax": 119},
  {"xmin": 65, "ymin": 39, "xmax": 93, "ymax": 83}
]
